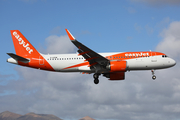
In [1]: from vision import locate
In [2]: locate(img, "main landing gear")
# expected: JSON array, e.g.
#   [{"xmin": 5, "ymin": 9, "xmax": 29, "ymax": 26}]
[
  {"xmin": 151, "ymin": 70, "xmax": 156, "ymax": 80},
  {"xmin": 93, "ymin": 73, "xmax": 100, "ymax": 84}
]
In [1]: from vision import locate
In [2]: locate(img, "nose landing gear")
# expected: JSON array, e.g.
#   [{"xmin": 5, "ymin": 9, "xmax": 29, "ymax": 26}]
[
  {"xmin": 151, "ymin": 70, "xmax": 156, "ymax": 80},
  {"xmin": 93, "ymin": 73, "xmax": 100, "ymax": 84}
]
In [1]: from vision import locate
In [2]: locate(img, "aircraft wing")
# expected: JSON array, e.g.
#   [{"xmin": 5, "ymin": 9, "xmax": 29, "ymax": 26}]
[{"xmin": 65, "ymin": 29, "xmax": 109, "ymax": 73}]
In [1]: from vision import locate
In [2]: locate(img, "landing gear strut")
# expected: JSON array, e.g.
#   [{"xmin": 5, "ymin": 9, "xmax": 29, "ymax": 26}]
[
  {"xmin": 151, "ymin": 70, "xmax": 156, "ymax": 80},
  {"xmin": 93, "ymin": 73, "xmax": 100, "ymax": 84}
]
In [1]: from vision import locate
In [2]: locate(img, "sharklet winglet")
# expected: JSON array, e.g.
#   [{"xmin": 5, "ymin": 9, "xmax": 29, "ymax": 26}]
[{"xmin": 65, "ymin": 29, "xmax": 75, "ymax": 40}]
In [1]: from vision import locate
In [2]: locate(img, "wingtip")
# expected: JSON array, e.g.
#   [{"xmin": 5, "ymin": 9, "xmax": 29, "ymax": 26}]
[{"xmin": 65, "ymin": 29, "xmax": 75, "ymax": 40}]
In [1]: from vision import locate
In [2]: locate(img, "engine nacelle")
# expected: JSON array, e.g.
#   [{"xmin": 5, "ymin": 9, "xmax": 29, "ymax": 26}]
[
  {"xmin": 103, "ymin": 72, "xmax": 125, "ymax": 80},
  {"xmin": 107, "ymin": 61, "xmax": 127, "ymax": 72}
]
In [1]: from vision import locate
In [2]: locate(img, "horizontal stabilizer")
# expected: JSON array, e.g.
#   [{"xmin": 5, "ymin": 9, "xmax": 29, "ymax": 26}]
[{"xmin": 7, "ymin": 53, "xmax": 30, "ymax": 63}]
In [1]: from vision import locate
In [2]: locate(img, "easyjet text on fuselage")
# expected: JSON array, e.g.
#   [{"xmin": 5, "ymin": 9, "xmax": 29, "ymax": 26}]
[{"xmin": 125, "ymin": 52, "xmax": 149, "ymax": 57}]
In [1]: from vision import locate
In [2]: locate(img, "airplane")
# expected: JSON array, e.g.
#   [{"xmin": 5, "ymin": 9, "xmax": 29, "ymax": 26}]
[{"xmin": 7, "ymin": 29, "xmax": 176, "ymax": 84}]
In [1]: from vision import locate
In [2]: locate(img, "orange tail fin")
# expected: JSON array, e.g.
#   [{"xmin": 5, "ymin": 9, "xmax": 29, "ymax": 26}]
[{"xmin": 10, "ymin": 30, "xmax": 40, "ymax": 58}]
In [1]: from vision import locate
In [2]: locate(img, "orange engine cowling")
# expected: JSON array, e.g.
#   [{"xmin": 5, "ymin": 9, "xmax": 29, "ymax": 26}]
[
  {"xmin": 107, "ymin": 61, "xmax": 127, "ymax": 72},
  {"xmin": 103, "ymin": 72, "xmax": 125, "ymax": 80}
]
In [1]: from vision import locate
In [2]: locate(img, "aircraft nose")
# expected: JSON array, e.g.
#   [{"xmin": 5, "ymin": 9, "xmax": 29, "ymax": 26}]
[{"xmin": 170, "ymin": 58, "xmax": 176, "ymax": 67}]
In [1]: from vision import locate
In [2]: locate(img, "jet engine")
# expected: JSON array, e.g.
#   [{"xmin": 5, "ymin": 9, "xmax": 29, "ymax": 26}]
[
  {"xmin": 106, "ymin": 61, "xmax": 127, "ymax": 72},
  {"xmin": 103, "ymin": 61, "xmax": 127, "ymax": 80}
]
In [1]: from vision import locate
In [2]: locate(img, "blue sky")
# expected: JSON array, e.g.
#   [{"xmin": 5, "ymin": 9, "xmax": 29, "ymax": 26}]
[{"xmin": 1, "ymin": 0, "xmax": 180, "ymax": 120}]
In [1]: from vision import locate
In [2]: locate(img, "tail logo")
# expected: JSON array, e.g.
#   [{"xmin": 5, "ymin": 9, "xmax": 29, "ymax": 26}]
[{"xmin": 13, "ymin": 31, "xmax": 33, "ymax": 54}]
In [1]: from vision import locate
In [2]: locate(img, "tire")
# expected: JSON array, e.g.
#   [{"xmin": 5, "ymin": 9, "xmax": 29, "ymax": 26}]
[
  {"xmin": 94, "ymin": 79, "xmax": 99, "ymax": 84},
  {"xmin": 152, "ymin": 75, "xmax": 156, "ymax": 80}
]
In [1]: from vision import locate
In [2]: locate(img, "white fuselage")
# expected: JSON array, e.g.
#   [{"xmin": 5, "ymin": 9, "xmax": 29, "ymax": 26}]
[{"xmin": 41, "ymin": 52, "xmax": 176, "ymax": 72}]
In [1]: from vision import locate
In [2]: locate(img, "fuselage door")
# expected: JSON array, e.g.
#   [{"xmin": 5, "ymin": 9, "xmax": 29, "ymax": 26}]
[
  {"xmin": 151, "ymin": 52, "xmax": 157, "ymax": 62},
  {"xmin": 39, "ymin": 56, "xmax": 44, "ymax": 65}
]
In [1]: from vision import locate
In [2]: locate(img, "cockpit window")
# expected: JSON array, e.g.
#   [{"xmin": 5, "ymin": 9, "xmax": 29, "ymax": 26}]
[{"xmin": 162, "ymin": 55, "xmax": 168, "ymax": 58}]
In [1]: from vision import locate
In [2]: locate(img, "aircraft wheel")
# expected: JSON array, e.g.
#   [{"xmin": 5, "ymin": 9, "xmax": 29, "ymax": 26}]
[
  {"xmin": 152, "ymin": 75, "xmax": 156, "ymax": 80},
  {"xmin": 94, "ymin": 78, "xmax": 99, "ymax": 84}
]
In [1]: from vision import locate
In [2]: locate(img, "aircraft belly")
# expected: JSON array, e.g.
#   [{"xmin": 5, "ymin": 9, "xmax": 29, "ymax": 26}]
[
  {"xmin": 78, "ymin": 66, "xmax": 91, "ymax": 72},
  {"xmin": 49, "ymin": 61, "xmax": 77, "ymax": 71}
]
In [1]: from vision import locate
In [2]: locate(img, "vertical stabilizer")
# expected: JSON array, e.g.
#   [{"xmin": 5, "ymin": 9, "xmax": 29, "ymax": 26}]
[{"xmin": 10, "ymin": 30, "xmax": 39, "ymax": 58}]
